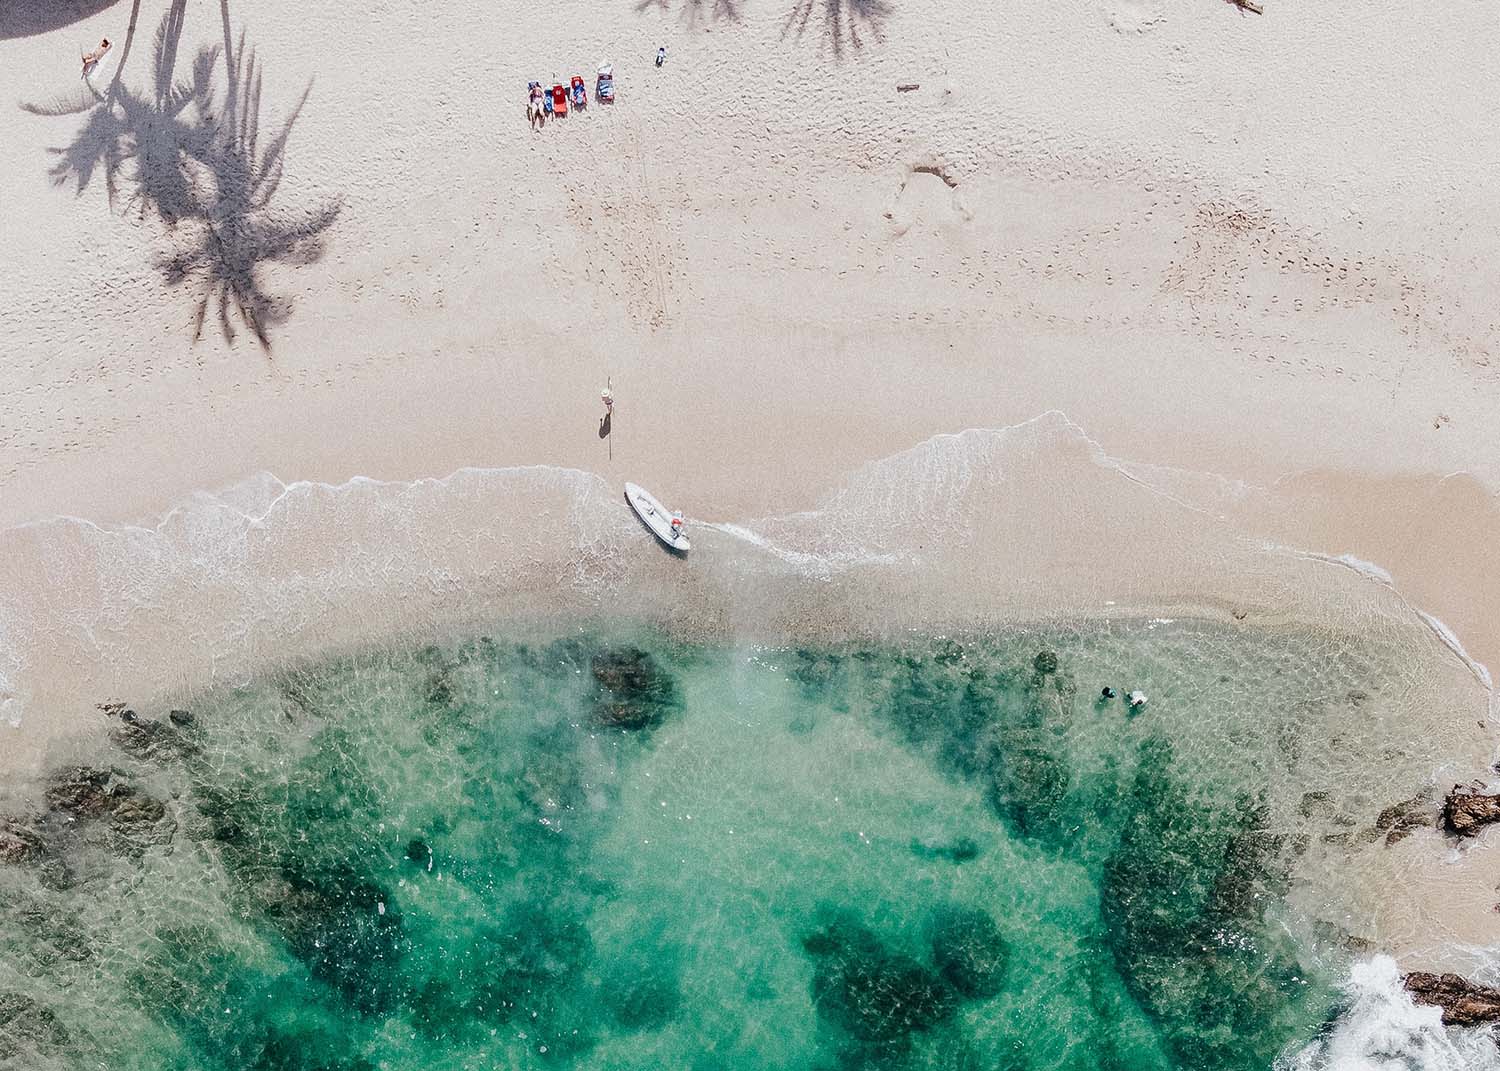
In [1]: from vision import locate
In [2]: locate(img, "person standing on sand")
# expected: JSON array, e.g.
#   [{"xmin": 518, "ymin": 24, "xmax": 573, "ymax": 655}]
[
  {"xmin": 599, "ymin": 378, "xmax": 614, "ymax": 456},
  {"xmin": 656, "ymin": 46, "xmax": 667, "ymax": 68}
]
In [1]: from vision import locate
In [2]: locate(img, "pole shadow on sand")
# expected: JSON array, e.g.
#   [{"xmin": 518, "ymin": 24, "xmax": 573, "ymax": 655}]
[{"xmin": 22, "ymin": 1, "xmax": 341, "ymax": 351}]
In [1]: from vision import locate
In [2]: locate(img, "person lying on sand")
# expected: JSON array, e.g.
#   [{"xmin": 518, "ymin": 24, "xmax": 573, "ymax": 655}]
[{"xmin": 81, "ymin": 38, "xmax": 111, "ymax": 74}]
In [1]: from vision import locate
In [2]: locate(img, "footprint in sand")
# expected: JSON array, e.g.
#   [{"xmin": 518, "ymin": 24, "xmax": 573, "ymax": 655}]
[
  {"xmin": 1103, "ymin": 0, "xmax": 1165, "ymax": 33},
  {"xmin": 883, "ymin": 160, "xmax": 973, "ymax": 238}
]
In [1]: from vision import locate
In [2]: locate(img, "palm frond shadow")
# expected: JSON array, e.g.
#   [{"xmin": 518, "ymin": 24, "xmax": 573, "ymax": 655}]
[
  {"xmin": 160, "ymin": 36, "xmax": 342, "ymax": 348},
  {"xmin": 783, "ymin": 0, "xmax": 890, "ymax": 57},
  {"xmin": 634, "ymin": 0, "xmax": 742, "ymax": 25},
  {"xmin": 24, "ymin": 8, "xmax": 339, "ymax": 351}
]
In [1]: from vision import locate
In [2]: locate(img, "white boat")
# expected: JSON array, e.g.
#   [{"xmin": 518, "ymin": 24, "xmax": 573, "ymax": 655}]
[{"xmin": 624, "ymin": 482, "xmax": 690, "ymax": 552}]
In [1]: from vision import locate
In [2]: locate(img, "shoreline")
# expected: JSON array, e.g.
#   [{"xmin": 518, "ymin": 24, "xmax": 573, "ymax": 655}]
[{"xmin": 2, "ymin": 414, "xmax": 1493, "ymax": 781}]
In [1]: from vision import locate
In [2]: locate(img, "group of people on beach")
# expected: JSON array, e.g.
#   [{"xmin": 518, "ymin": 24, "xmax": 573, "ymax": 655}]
[{"xmin": 526, "ymin": 46, "xmax": 666, "ymax": 129}]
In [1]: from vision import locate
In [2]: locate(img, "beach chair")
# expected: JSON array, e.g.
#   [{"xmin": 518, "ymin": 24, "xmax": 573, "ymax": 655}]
[
  {"xmin": 551, "ymin": 83, "xmax": 568, "ymax": 117},
  {"xmin": 570, "ymin": 76, "xmax": 587, "ymax": 110},
  {"xmin": 596, "ymin": 63, "xmax": 615, "ymax": 103}
]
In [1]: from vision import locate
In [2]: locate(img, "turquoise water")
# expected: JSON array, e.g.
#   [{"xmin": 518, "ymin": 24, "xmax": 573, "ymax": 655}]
[{"xmin": 0, "ymin": 623, "xmax": 1452, "ymax": 1070}]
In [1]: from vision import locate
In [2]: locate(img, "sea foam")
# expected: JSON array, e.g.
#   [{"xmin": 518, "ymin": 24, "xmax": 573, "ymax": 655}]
[{"xmin": 1281, "ymin": 956, "xmax": 1500, "ymax": 1071}]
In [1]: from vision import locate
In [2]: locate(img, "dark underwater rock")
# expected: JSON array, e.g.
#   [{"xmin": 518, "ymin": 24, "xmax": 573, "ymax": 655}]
[
  {"xmin": 909, "ymin": 836, "xmax": 981, "ymax": 864},
  {"xmin": 0, "ymin": 818, "xmax": 45, "ymax": 865},
  {"xmin": 987, "ymin": 743, "xmax": 1069, "ymax": 839},
  {"xmin": 605, "ymin": 956, "xmax": 683, "ymax": 1030},
  {"xmin": 110, "ymin": 793, "xmax": 167, "ymax": 831},
  {"xmin": 440, "ymin": 901, "xmax": 598, "ymax": 1030},
  {"xmin": 1032, "ymin": 650, "xmax": 1059, "ymax": 675},
  {"xmin": 13, "ymin": 898, "xmax": 93, "ymax": 970},
  {"xmin": 273, "ymin": 871, "xmax": 407, "ymax": 1016},
  {"xmin": 1100, "ymin": 737, "xmax": 1308, "ymax": 1070},
  {"xmin": 928, "ymin": 905, "xmax": 1009, "ymax": 1000},
  {"xmin": 423, "ymin": 668, "xmax": 457, "ymax": 709},
  {"xmin": 193, "ymin": 784, "xmax": 254, "ymax": 847},
  {"xmin": 590, "ymin": 647, "xmax": 682, "ymax": 730},
  {"xmin": 0, "ymin": 991, "xmax": 70, "ymax": 1059},
  {"xmin": 42, "ymin": 766, "xmax": 174, "ymax": 856},
  {"xmin": 112, "ymin": 715, "xmax": 197, "ymax": 761},
  {"xmin": 1376, "ymin": 795, "xmax": 1433, "ymax": 846},
  {"xmin": 45, "ymin": 766, "xmax": 123, "ymax": 818},
  {"xmin": 448, "ymin": 900, "xmax": 597, "ymax": 1056},
  {"xmin": 790, "ymin": 649, "xmax": 850, "ymax": 704},
  {"xmin": 802, "ymin": 912, "xmax": 956, "ymax": 1053},
  {"xmin": 1442, "ymin": 787, "xmax": 1500, "ymax": 838},
  {"xmin": 243, "ymin": 1025, "xmax": 378, "ymax": 1071},
  {"xmin": 168, "ymin": 709, "xmax": 195, "ymax": 728},
  {"xmin": 1404, "ymin": 971, "xmax": 1500, "ymax": 1026}
]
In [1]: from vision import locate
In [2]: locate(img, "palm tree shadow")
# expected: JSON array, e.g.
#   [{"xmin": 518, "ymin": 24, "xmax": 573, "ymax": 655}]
[
  {"xmin": 23, "ymin": 4, "xmax": 339, "ymax": 351},
  {"xmin": 21, "ymin": 0, "xmax": 202, "ymax": 217},
  {"xmin": 159, "ymin": 35, "xmax": 342, "ymax": 349},
  {"xmin": 783, "ymin": 0, "xmax": 890, "ymax": 58},
  {"xmin": 634, "ymin": 0, "xmax": 742, "ymax": 25}
]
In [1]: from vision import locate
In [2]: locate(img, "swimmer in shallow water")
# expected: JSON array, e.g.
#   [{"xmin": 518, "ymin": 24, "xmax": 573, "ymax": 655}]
[
  {"xmin": 1100, "ymin": 687, "xmax": 1116, "ymax": 700},
  {"xmin": 1127, "ymin": 690, "xmax": 1148, "ymax": 710}
]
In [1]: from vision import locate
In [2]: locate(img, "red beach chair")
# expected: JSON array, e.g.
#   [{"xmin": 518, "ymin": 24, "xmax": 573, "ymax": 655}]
[{"xmin": 551, "ymin": 84, "xmax": 568, "ymax": 117}]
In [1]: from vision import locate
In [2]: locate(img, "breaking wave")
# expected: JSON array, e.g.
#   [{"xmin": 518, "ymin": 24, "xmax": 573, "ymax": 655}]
[{"xmin": 1281, "ymin": 957, "xmax": 1500, "ymax": 1071}]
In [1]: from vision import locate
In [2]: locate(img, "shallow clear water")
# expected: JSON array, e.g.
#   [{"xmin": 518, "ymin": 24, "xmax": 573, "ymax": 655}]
[{"xmin": 5, "ymin": 619, "xmax": 1481, "ymax": 1070}]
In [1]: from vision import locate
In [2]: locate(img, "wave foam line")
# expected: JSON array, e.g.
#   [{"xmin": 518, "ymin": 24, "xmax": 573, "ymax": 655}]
[{"xmin": 1272, "ymin": 544, "xmax": 1496, "ymax": 719}]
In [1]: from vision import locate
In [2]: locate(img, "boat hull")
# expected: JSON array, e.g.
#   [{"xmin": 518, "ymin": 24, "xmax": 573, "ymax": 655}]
[{"xmin": 624, "ymin": 482, "xmax": 690, "ymax": 552}]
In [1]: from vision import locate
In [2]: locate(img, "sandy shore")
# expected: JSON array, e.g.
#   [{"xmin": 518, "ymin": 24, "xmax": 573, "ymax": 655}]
[{"xmin": 2, "ymin": 0, "xmax": 1496, "ymax": 643}]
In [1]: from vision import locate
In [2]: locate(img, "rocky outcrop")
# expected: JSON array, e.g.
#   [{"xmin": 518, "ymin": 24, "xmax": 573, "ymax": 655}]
[
  {"xmin": 1404, "ymin": 971, "xmax": 1500, "ymax": 1026},
  {"xmin": 1442, "ymin": 787, "xmax": 1500, "ymax": 838},
  {"xmin": 43, "ymin": 766, "xmax": 174, "ymax": 857},
  {"xmin": 44, "ymin": 766, "xmax": 125, "ymax": 818},
  {"xmin": 0, "ymin": 991, "xmax": 71, "ymax": 1060},
  {"xmin": 1376, "ymin": 795, "xmax": 1434, "ymax": 846},
  {"xmin": 111, "ymin": 715, "xmax": 198, "ymax": 761},
  {"xmin": 0, "ymin": 819, "xmax": 45, "ymax": 865}
]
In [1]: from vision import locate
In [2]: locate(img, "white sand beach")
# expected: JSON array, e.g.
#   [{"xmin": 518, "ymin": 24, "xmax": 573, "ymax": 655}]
[
  {"xmin": 2, "ymin": 3, "xmax": 1495, "ymax": 570},
  {"xmin": 1, "ymin": 0, "xmax": 1498, "ymax": 994}
]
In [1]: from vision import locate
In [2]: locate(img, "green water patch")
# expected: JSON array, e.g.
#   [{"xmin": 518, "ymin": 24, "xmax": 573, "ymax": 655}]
[{"xmin": 0, "ymin": 624, "xmax": 1404, "ymax": 1070}]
